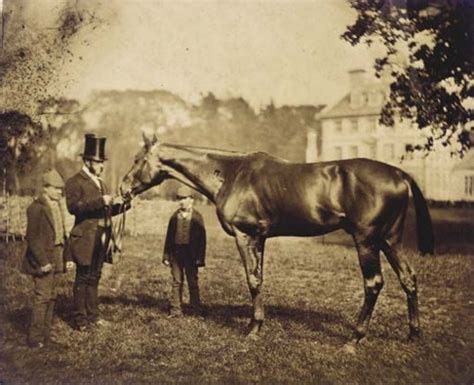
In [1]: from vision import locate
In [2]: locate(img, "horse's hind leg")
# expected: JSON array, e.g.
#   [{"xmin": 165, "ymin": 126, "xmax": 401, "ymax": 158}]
[
  {"xmin": 234, "ymin": 229, "xmax": 265, "ymax": 338},
  {"xmin": 349, "ymin": 236, "xmax": 384, "ymax": 347},
  {"xmin": 381, "ymin": 241, "xmax": 421, "ymax": 340}
]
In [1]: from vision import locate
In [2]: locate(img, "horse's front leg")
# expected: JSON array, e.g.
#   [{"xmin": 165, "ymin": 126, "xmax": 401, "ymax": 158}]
[{"xmin": 234, "ymin": 229, "xmax": 265, "ymax": 338}]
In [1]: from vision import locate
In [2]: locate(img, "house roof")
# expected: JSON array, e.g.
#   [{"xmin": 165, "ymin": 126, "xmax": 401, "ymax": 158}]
[{"xmin": 319, "ymin": 94, "xmax": 382, "ymax": 119}]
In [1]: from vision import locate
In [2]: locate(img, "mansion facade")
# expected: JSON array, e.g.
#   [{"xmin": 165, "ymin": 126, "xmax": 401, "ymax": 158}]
[{"xmin": 306, "ymin": 69, "xmax": 473, "ymax": 202}]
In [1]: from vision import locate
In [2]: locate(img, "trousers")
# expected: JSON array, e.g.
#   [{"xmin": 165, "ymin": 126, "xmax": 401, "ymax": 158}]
[
  {"xmin": 28, "ymin": 245, "xmax": 63, "ymax": 344},
  {"xmin": 169, "ymin": 245, "xmax": 200, "ymax": 314},
  {"xmin": 73, "ymin": 229, "xmax": 105, "ymax": 326}
]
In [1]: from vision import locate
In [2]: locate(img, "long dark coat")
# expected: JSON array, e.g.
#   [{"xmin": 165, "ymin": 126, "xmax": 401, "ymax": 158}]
[
  {"xmin": 22, "ymin": 195, "xmax": 70, "ymax": 275},
  {"xmin": 163, "ymin": 209, "xmax": 206, "ymax": 266},
  {"xmin": 65, "ymin": 170, "xmax": 123, "ymax": 266}
]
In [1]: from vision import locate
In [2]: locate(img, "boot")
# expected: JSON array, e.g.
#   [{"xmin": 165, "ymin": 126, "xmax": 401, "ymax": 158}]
[
  {"xmin": 43, "ymin": 300, "xmax": 56, "ymax": 341},
  {"xmin": 86, "ymin": 285, "xmax": 100, "ymax": 323},
  {"xmin": 73, "ymin": 284, "xmax": 88, "ymax": 330}
]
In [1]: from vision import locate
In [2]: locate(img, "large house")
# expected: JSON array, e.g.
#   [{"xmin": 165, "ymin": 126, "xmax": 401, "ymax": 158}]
[{"xmin": 306, "ymin": 69, "xmax": 473, "ymax": 202}]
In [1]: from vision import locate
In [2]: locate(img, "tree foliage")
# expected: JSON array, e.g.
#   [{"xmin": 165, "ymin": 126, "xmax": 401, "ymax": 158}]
[
  {"xmin": 1, "ymin": 1, "xmax": 106, "ymax": 117},
  {"xmin": 342, "ymin": 0, "xmax": 473, "ymax": 155},
  {"xmin": 0, "ymin": 1, "xmax": 108, "ymax": 192},
  {"xmin": 0, "ymin": 98, "xmax": 85, "ymax": 194}
]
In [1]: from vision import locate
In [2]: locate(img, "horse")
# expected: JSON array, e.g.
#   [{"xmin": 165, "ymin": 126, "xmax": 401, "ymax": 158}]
[{"xmin": 120, "ymin": 134, "xmax": 434, "ymax": 350}]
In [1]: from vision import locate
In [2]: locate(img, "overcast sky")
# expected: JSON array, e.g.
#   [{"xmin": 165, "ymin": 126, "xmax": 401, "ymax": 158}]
[{"xmin": 47, "ymin": 0, "xmax": 380, "ymax": 109}]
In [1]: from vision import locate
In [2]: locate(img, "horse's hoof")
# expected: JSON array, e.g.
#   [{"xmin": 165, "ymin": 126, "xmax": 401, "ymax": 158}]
[
  {"xmin": 246, "ymin": 319, "xmax": 262, "ymax": 340},
  {"xmin": 342, "ymin": 342, "xmax": 357, "ymax": 354},
  {"xmin": 408, "ymin": 329, "xmax": 423, "ymax": 342},
  {"xmin": 246, "ymin": 331, "xmax": 260, "ymax": 341}
]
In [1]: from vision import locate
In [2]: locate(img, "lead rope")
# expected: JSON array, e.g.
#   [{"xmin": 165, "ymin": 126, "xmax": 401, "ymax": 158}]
[{"xmin": 106, "ymin": 201, "xmax": 128, "ymax": 262}]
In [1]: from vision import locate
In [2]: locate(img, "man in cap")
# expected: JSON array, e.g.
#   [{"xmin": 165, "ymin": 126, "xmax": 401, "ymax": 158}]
[
  {"xmin": 23, "ymin": 169, "xmax": 74, "ymax": 348},
  {"xmin": 65, "ymin": 133, "xmax": 129, "ymax": 330},
  {"xmin": 162, "ymin": 185, "xmax": 207, "ymax": 317}
]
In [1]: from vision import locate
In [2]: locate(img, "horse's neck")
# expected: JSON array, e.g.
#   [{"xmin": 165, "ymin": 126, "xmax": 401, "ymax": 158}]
[{"xmin": 161, "ymin": 144, "xmax": 247, "ymax": 201}]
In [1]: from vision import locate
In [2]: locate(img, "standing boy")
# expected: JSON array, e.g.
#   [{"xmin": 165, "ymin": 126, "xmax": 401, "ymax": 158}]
[
  {"xmin": 23, "ymin": 169, "xmax": 74, "ymax": 348},
  {"xmin": 162, "ymin": 186, "xmax": 206, "ymax": 317}
]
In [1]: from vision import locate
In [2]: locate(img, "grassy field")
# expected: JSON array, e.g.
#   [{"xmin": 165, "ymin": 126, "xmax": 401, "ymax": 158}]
[{"xmin": 1, "ymin": 205, "xmax": 473, "ymax": 384}]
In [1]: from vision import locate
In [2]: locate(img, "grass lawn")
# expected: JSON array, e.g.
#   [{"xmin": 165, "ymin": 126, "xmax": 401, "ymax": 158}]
[{"xmin": 1, "ymin": 223, "xmax": 473, "ymax": 384}]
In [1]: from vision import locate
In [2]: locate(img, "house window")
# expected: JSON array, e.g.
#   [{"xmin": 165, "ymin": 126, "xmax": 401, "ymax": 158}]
[
  {"xmin": 334, "ymin": 146, "xmax": 342, "ymax": 160},
  {"xmin": 368, "ymin": 118, "xmax": 377, "ymax": 132},
  {"xmin": 349, "ymin": 145, "xmax": 358, "ymax": 158},
  {"xmin": 465, "ymin": 176, "xmax": 474, "ymax": 196},
  {"xmin": 368, "ymin": 91, "xmax": 383, "ymax": 107},
  {"xmin": 383, "ymin": 143, "xmax": 395, "ymax": 160},
  {"xmin": 404, "ymin": 144, "xmax": 414, "ymax": 161},
  {"xmin": 368, "ymin": 143, "xmax": 376, "ymax": 159},
  {"xmin": 351, "ymin": 92, "xmax": 365, "ymax": 109},
  {"xmin": 335, "ymin": 120, "xmax": 342, "ymax": 132},
  {"xmin": 351, "ymin": 119, "xmax": 358, "ymax": 132}
]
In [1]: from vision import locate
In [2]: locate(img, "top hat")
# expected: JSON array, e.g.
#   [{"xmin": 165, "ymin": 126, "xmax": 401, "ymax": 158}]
[
  {"xmin": 42, "ymin": 169, "xmax": 64, "ymax": 188},
  {"xmin": 81, "ymin": 134, "xmax": 107, "ymax": 161},
  {"xmin": 176, "ymin": 186, "xmax": 194, "ymax": 199}
]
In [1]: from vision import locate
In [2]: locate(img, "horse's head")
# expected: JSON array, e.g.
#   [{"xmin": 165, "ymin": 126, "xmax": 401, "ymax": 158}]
[{"xmin": 120, "ymin": 133, "xmax": 168, "ymax": 197}]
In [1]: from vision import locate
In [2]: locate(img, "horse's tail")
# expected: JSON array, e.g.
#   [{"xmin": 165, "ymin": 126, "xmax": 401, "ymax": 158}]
[{"xmin": 402, "ymin": 172, "xmax": 435, "ymax": 255}]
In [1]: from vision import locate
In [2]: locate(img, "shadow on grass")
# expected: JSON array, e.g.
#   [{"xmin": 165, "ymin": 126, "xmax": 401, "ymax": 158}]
[
  {"xmin": 6, "ymin": 306, "xmax": 30, "ymax": 335},
  {"xmin": 6, "ymin": 294, "xmax": 77, "ymax": 334},
  {"xmin": 94, "ymin": 294, "xmax": 352, "ymax": 340},
  {"xmin": 209, "ymin": 303, "xmax": 353, "ymax": 340},
  {"xmin": 55, "ymin": 294, "xmax": 76, "ymax": 328},
  {"xmin": 100, "ymin": 293, "xmax": 170, "ymax": 314}
]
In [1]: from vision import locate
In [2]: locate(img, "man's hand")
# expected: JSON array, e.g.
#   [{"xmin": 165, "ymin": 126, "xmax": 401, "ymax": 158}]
[
  {"xmin": 112, "ymin": 195, "xmax": 125, "ymax": 206},
  {"xmin": 196, "ymin": 260, "xmax": 205, "ymax": 268},
  {"xmin": 103, "ymin": 195, "xmax": 113, "ymax": 206},
  {"xmin": 40, "ymin": 263, "xmax": 53, "ymax": 273},
  {"xmin": 66, "ymin": 261, "xmax": 75, "ymax": 271},
  {"xmin": 162, "ymin": 260, "xmax": 170, "ymax": 267}
]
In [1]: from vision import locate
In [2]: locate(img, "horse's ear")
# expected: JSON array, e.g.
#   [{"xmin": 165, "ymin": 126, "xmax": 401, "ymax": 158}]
[
  {"xmin": 142, "ymin": 131, "xmax": 154, "ymax": 149},
  {"xmin": 152, "ymin": 133, "xmax": 159, "ymax": 145}
]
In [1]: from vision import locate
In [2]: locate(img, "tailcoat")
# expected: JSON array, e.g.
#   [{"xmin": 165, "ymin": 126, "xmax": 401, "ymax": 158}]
[{"xmin": 65, "ymin": 170, "xmax": 123, "ymax": 265}]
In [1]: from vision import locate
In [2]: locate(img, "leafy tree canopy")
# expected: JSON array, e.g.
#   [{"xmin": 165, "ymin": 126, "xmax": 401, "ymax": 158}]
[{"xmin": 343, "ymin": 0, "xmax": 473, "ymax": 155}]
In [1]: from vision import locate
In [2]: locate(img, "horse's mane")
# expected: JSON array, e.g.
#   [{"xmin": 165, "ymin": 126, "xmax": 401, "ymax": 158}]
[{"xmin": 162, "ymin": 142, "xmax": 289, "ymax": 163}]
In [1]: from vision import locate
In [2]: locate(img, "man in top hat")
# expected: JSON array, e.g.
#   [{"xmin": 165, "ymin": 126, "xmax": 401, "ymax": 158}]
[
  {"xmin": 65, "ymin": 133, "xmax": 129, "ymax": 330},
  {"xmin": 23, "ymin": 169, "xmax": 74, "ymax": 348},
  {"xmin": 162, "ymin": 185, "xmax": 206, "ymax": 317}
]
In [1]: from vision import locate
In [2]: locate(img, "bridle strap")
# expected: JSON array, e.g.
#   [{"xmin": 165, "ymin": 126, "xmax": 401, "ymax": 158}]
[{"xmin": 105, "ymin": 201, "xmax": 128, "ymax": 261}]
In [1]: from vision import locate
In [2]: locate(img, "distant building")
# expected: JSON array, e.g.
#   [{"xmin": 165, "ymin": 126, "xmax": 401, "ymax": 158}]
[{"xmin": 307, "ymin": 69, "xmax": 473, "ymax": 202}]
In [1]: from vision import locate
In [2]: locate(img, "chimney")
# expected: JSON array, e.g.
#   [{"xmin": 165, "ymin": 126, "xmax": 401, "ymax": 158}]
[
  {"xmin": 306, "ymin": 129, "xmax": 318, "ymax": 163},
  {"xmin": 348, "ymin": 69, "xmax": 366, "ymax": 90},
  {"xmin": 349, "ymin": 69, "xmax": 366, "ymax": 108}
]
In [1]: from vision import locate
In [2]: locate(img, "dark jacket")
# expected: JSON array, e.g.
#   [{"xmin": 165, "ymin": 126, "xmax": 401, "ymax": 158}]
[
  {"xmin": 22, "ymin": 195, "xmax": 70, "ymax": 276},
  {"xmin": 163, "ymin": 209, "xmax": 206, "ymax": 267},
  {"xmin": 65, "ymin": 170, "xmax": 125, "ymax": 265}
]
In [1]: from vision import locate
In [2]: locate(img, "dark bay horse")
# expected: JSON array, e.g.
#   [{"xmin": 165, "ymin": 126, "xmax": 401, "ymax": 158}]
[{"xmin": 120, "ymin": 135, "xmax": 434, "ymax": 349}]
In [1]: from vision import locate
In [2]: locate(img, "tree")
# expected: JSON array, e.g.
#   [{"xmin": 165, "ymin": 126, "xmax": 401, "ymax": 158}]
[
  {"xmin": 342, "ymin": 0, "xmax": 473, "ymax": 155},
  {"xmin": 0, "ymin": 1, "xmax": 111, "ymax": 192},
  {"xmin": 0, "ymin": 111, "xmax": 43, "ymax": 193},
  {"xmin": 0, "ymin": 98, "xmax": 85, "ymax": 194},
  {"xmin": 37, "ymin": 97, "xmax": 86, "ymax": 166}
]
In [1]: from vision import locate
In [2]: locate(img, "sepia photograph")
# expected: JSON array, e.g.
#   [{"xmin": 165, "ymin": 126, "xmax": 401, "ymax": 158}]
[{"xmin": 0, "ymin": 0, "xmax": 472, "ymax": 384}]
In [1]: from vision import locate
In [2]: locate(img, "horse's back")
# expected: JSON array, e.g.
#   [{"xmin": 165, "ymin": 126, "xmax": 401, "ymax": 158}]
[{"xmin": 217, "ymin": 156, "xmax": 410, "ymax": 237}]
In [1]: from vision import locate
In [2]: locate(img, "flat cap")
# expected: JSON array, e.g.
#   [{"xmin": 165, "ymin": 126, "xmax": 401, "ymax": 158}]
[
  {"xmin": 42, "ymin": 169, "xmax": 64, "ymax": 188},
  {"xmin": 176, "ymin": 186, "xmax": 194, "ymax": 199}
]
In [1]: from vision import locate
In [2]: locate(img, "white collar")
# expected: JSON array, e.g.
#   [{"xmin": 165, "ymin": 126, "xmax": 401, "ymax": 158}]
[
  {"xmin": 178, "ymin": 208, "xmax": 193, "ymax": 218},
  {"xmin": 82, "ymin": 165, "xmax": 101, "ymax": 188}
]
